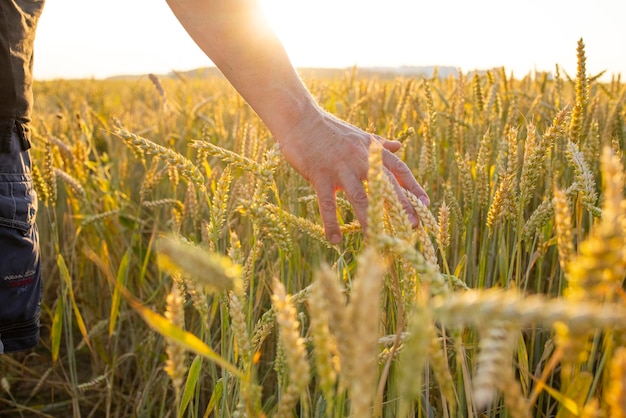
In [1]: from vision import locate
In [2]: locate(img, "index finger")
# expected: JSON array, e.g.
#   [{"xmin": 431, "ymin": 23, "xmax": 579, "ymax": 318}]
[{"xmin": 314, "ymin": 180, "xmax": 342, "ymax": 245}]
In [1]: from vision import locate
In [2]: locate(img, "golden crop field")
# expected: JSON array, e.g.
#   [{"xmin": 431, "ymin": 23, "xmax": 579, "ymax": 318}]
[{"xmin": 1, "ymin": 39, "xmax": 625, "ymax": 417}]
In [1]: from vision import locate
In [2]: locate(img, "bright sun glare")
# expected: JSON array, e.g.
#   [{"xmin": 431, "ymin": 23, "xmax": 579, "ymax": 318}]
[{"xmin": 32, "ymin": 0, "xmax": 626, "ymax": 80}]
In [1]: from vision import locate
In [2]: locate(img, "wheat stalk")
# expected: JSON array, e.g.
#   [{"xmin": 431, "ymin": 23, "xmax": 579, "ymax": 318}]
[
  {"xmin": 431, "ymin": 289, "xmax": 626, "ymax": 331},
  {"xmin": 347, "ymin": 247, "xmax": 385, "ymax": 418},
  {"xmin": 156, "ymin": 236, "xmax": 243, "ymax": 294},
  {"xmin": 554, "ymin": 186, "xmax": 574, "ymax": 275},
  {"xmin": 307, "ymin": 268, "xmax": 340, "ymax": 405},
  {"xmin": 272, "ymin": 278, "xmax": 311, "ymax": 418},
  {"xmin": 115, "ymin": 127, "xmax": 206, "ymax": 191},
  {"xmin": 163, "ymin": 283, "xmax": 187, "ymax": 404}
]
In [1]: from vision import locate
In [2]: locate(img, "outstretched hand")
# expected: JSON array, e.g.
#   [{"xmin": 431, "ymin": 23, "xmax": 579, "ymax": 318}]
[
  {"xmin": 164, "ymin": 0, "xmax": 429, "ymax": 245},
  {"xmin": 277, "ymin": 107, "xmax": 430, "ymax": 245}
]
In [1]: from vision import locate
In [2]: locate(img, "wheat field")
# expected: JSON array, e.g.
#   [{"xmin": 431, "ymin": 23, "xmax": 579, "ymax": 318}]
[{"xmin": 1, "ymin": 39, "xmax": 625, "ymax": 417}]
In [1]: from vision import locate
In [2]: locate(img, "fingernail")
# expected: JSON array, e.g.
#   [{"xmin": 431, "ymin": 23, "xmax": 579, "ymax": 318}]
[
  {"xmin": 419, "ymin": 196, "xmax": 430, "ymax": 206},
  {"xmin": 330, "ymin": 233, "xmax": 342, "ymax": 245}
]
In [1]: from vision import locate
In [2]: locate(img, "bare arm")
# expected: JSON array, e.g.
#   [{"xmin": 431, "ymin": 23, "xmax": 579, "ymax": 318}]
[{"xmin": 166, "ymin": 0, "xmax": 429, "ymax": 244}]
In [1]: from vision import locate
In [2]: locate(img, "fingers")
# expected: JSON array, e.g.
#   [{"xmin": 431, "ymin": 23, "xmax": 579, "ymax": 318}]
[
  {"xmin": 379, "ymin": 137, "xmax": 402, "ymax": 153},
  {"xmin": 315, "ymin": 173, "xmax": 370, "ymax": 245},
  {"xmin": 342, "ymin": 175, "xmax": 370, "ymax": 235},
  {"xmin": 315, "ymin": 181, "xmax": 342, "ymax": 245},
  {"xmin": 382, "ymin": 166, "xmax": 420, "ymax": 226},
  {"xmin": 382, "ymin": 148, "xmax": 430, "ymax": 207}
]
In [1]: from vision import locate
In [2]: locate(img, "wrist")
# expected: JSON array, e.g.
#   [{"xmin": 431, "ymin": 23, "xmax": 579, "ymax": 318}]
[{"xmin": 270, "ymin": 96, "xmax": 323, "ymax": 146}]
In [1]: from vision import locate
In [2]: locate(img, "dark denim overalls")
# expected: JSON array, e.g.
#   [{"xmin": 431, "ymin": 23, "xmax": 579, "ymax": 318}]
[{"xmin": 0, "ymin": 0, "xmax": 45, "ymax": 353}]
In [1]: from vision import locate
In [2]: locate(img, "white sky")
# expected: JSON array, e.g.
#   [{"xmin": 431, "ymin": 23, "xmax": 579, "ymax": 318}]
[{"xmin": 33, "ymin": 0, "xmax": 626, "ymax": 81}]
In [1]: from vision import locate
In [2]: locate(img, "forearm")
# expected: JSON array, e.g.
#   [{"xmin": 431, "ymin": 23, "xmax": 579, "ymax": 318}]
[{"xmin": 166, "ymin": 0, "xmax": 318, "ymax": 141}]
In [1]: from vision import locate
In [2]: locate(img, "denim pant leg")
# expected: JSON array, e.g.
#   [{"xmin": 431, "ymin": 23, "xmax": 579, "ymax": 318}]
[{"xmin": 0, "ymin": 129, "xmax": 41, "ymax": 353}]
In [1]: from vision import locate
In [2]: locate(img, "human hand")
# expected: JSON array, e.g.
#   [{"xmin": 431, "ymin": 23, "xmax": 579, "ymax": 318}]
[{"xmin": 277, "ymin": 108, "xmax": 430, "ymax": 245}]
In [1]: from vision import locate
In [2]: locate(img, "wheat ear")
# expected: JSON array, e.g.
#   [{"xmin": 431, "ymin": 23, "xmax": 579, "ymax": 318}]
[{"xmin": 272, "ymin": 278, "xmax": 311, "ymax": 418}]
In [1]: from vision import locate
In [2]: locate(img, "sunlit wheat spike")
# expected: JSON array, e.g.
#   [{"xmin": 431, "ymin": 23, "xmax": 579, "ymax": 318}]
[
  {"xmin": 308, "ymin": 269, "xmax": 339, "ymax": 405},
  {"xmin": 603, "ymin": 94, "xmax": 626, "ymax": 145},
  {"xmin": 403, "ymin": 189, "xmax": 439, "ymax": 235},
  {"xmin": 380, "ymin": 170, "xmax": 413, "ymax": 243},
  {"xmin": 240, "ymin": 235, "xmax": 262, "ymax": 294},
  {"xmin": 555, "ymin": 64, "xmax": 563, "ymax": 109},
  {"xmin": 209, "ymin": 166, "xmax": 233, "ymax": 241},
  {"xmin": 416, "ymin": 223, "xmax": 438, "ymax": 268},
  {"xmin": 398, "ymin": 302, "xmax": 431, "ymax": 416},
  {"xmin": 455, "ymin": 151, "xmax": 475, "ymax": 213},
  {"xmin": 241, "ymin": 200, "xmax": 292, "ymax": 252},
  {"xmin": 340, "ymin": 220, "xmax": 363, "ymax": 235},
  {"xmin": 314, "ymin": 265, "xmax": 350, "ymax": 387},
  {"xmin": 148, "ymin": 73, "xmax": 166, "ymax": 101},
  {"xmin": 191, "ymin": 139, "xmax": 273, "ymax": 181},
  {"xmin": 53, "ymin": 168, "xmax": 87, "ymax": 202},
  {"xmin": 417, "ymin": 119, "xmax": 435, "ymax": 181},
  {"xmin": 76, "ymin": 374, "xmax": 108, "ymax": 393},
  {"xmin": 70, "ymin": 140, "xmax": 89, "ymax": 183},
  {"xmin": 473, "ymin": 73, "xmax": 485, "ymax": 115},
  {"xmin": 566, "ymin": 146, "xmax": 626, "ymax": 303},
  {"xmin": 428, "ymin": 326, "xmax": 457, "ymax": 416},
  {"xmin": 542, "ymin": 106, "xmax": 569, "ymax": 145},
  {"xmin": 599, "ymin": 146, "xmax": 624, "ymax": 221},
  {"xmin": 81, "ymin": 208, "xmax": 124, "ymax": 227},
  {"xmin": 251, "ymin": 309, "xmax": 275, "ymax": 353},
  {"xmin": 430, "ymin": 288, "xmax": 626, "ymax": 331},
  {"xmin": 170, "ymin": 207, "xmax": 182, "ymax": 236},
  {"xmin": 565, "ymin": 140, "xmax": 599, "ymax": 215},
  {"xmin": 607, "ymin": 347, "xmax": 626, "ymax": 418},
  {"xmin": 185, "ymin": 280, "xmax": 211, "ymax": 324},
  {"xmin": 367, "ymin": 141, "xmax": 385, "ymax": 242},
  {"xmin": 376, "ymin": 233, "xmax": 460, "ymax": 294},
  {"xmin": 48, "ymin": 135, "xmax": 72, "ymax": 161},
  {"xmin": 522, "ymin": 196, "xmax": 555, "ymax": 240},
  {"xmin": 182, "ymin": 182, "xmax": 199, "ymax": 225},
  {"xmin": 44, "ymin": 137, "xmax": 57, "ymax": 206},
  {"xmin": 156, "ymin": 236, "xmax": 243, "ymax": 295},
  {"xmin": 553, "ymin": 186, "xmax": 574, "ymax": 275},
  {"xmin": 394, "ymin": 78, "xmax": 415, "ymax": 123},
  {"xmin": 347, "ymin": 247, "xmax": 385, "ymax": 418},
  {"xmin": 486, "ymin": 73, "xmax": 500, "ymax": 118},
  {"xmin": 437, "ymin": 201, "xmax": 451, "ymax": 250},
  {"xmin": 229, "ymin": 292, "xmax": 252, "ymax": 367},
  {"xmin": 271, "ymin": 278, "xmax": 311, "ymax": 418},
  {"xmin": 167, "ymin": 165, "xmax": 180, "ymax": 188},
  {"xmin": 265, "ymin": 203, "xmax": 334, "ymax": 249},
  {"xmin": 505, "ymin": 126, "xmax": 520, "ymax": 178},
  {"xmin": 476, "ymin": 130, "xmax": 491, "ymax": 207},
  {"xmin": 261, "ymin": 142, "xmax": 281, "ymax": 174},
  {"xmin": 472, "ymin": 321, "xmax": 519, "ymax": 410},
  {"xmin": 518, "ymin": 124, "xmax": 544, "ymax": 208},
  {"xmin": 487, "ymin": 174, "xmax": 513, "ymax": 229},
  {"xmin": 114, "ymin": 127, "xmax": 206, "ymax": 191},
  {"xmin": 583, "ymin": 119, "xmax": 601, "ymax": 164},
  {"xmin": 163, "ymin": 283, "xmax": 187, "ymax": 404},
  {"xmin": 139, "ymin": 164, "xmax": 166, "ymax": 202},
  {"xmin": 444, "ymin": 184, "xmax": 465, "ymax": 232},
  {"xmin": 31, "ymin": 163, "xmax": 50, "ymax": 206},
  {"xmin": 142, "ymin": 198, "xmax": 184, "ymax": 211},
  {"xmin": 394, "ymin": 126, "xmax": 415, "ymax": 143},
  {"xmin": 569, "ymin": 38, "xmax": 588, "ymax": 143}
]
